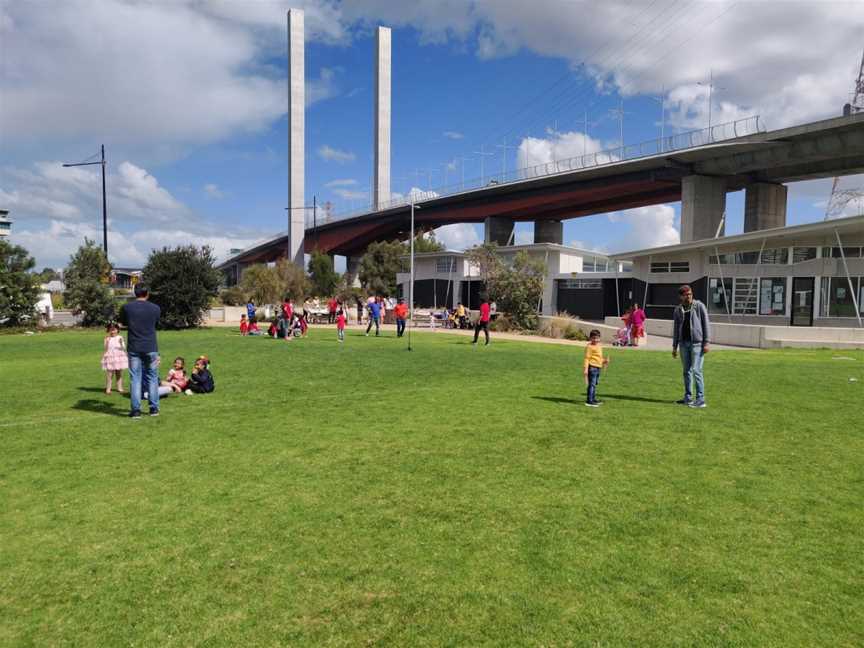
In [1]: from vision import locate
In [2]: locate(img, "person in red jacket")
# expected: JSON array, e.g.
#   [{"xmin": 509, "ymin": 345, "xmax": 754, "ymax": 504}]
[
  {"xmin": 472, "ymin": 296, "xmax": 491, "ymax": 346},
  {"xmin": 328, "ymin": 296, "xmax": 338, "ymax": 324},
  {"xmin": 336, "ymin": 308, "xmax": 347, "ymax": 342},
  {"xmin": 393, "ymin": 298, "xmax": 408, "ymax": 338}
]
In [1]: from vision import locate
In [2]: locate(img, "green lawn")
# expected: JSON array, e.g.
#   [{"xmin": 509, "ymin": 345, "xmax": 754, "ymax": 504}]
[{"xmin": 1, "ymin": 328, "xmax": 862, "ymax": 647}]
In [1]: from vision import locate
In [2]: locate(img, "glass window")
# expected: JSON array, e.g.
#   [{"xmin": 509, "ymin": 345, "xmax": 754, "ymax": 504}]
[
  {"xmin": 582, "ymin": 259, "xmax": 596, "ymax": 272},
  {"xmin": 708, "ymin": 277, "xmax": 732, "ymax": 315},
  {"xmin": 832, "ymin": 247, "xmax": 862, "ymax": 259},
  {"xmin": 735, "ymin": 251, "xmax": 760, "ymax": 264},
  {"xmin": 670, "ymin": 261, "xmax": 690, "ymax": 272},
  {"xmin": 436, "ymin": 257, "xmax": 455, "ymax": 273},
  {"xmin": 560, "ymin": 279, "xmax": 601, "ymax": 289},
  {"xmin": 759, "ymin": 278, "xmax": 786, "ymax": 315},
  {"xmin": 792, "ymin": 247, "xmax": 817, "ymax": 262},
  {"xmin": 0, "ymin": 222, "xmax": 10, "ymax": 230},
  {"xmin": 820, "ymin": 276, "xmax": 862, "ymax": 317},
  {"xmin": 650, "ymin": 262, "xmax": 670, "ymax": 273},
  {"xmin": 708, "ymin": 253, "xmax": 734, "ymax": 265},
  {"xmin": 760, "ymin": 248, "xmax": 788, "ymax": 264},
  {"xmin": 733, "ymin": 278, "xmax": 758, "ymax": 315}
]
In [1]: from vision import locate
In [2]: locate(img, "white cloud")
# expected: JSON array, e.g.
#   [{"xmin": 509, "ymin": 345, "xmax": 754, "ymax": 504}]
[
  {"xmin": 204, "ymin": 183, "xmax": 225, "ymax": 199},
  {"xmin": 325, "ymin": 178, "xmax": 358, "ymax": 188},
  {"xmin": 517, "ymin": 130, "xmax": 605, "ymax": 171},
  {"xmin": 433, "ymin": 223, "xmax": 481, "ymax": 250},
  {"xmin": 514, "ymin": 229, "xmax": 532, "ymax": 245},
  {"xmin": 606, "ymin": 204, "xmax": 680, "ymax": 253},
  {"xmin": 306, "ymin": 67, "xmax": 342, "ymax": 107},
  {"xmin": 443, "ymin": 131, "xmax": 464, "ymax": 140},
  {"xmin": 333, "ymin": 188, "xmax": 367, "ymax": 200},
  {"xmin": 317, "ymin": 145, "xmax": 356, "ymax": 164}
]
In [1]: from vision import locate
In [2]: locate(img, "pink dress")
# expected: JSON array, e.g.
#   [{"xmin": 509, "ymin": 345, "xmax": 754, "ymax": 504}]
[{"xmin": 101, "ymin": 335, "xmax": 129, "ymax": 371}]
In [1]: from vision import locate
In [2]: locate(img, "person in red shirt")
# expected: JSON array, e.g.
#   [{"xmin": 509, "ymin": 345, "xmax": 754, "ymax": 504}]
[
  {"xmin": 336, "ymin": 308, "xmax": 347, "ymax": 342},
  {"xmin": 239, "ymin": 314, "xmax": 249, "ymax": 336},
  {"xmin": 282, "ymin": 298, "xmax": 293, "ymax": 322},
  {"xmin": 328, "ymin": 297, "xmax": 338, "ymax": 324},
  {"xmin": 472, "ymin": 296, "xmax": 491, "ymax": 346},
  {"xmin": 393, "ymin": 298, "xmax": 408, "ymax": 338}
]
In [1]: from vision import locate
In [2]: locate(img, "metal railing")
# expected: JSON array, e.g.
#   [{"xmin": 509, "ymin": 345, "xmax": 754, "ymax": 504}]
[{"xmin": 307, "ymin": 115, "xmax": 764, "ymax": 229}]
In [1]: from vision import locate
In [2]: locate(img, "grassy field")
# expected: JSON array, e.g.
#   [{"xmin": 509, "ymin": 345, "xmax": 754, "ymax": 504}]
[{"xmin": 1, "ymin": 327, "xmax": 862, "ymax": 647}]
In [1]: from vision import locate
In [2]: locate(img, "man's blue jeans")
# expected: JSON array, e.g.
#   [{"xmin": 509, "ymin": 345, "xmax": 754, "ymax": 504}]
[
  {"xmin": 366, "ymin": 315, "xmax": 380, "ymax": 336},
  {"xmin": 128, "ymin": 351, "xmax": 160, "ymax": 414},
  {"xmin": 679, "ymin": 342, "xmax": 705, "ymax": 401},
  {"xmin": 586, "ymin": 366, "xmax": 601, "ymax": 403},
  {"xmin": 396, "ymin": 318, "xmax": 406, "ymax": 337}
]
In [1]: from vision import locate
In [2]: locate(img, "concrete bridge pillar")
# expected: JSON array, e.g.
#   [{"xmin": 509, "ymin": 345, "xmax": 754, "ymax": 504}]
[
  {"xmin": 484, "ymin": 216, "xmax": 514, "ymax": 246},
  {"xmin": 346, "ymin": 255, "xmax": 362, "ymax": 288},
  {"xmin": 744, "ymin": 182, "xmax": 787, "ymax": 232},
  {"xmin": 534, "ymin": 220, "xmax": 563, "ymax": 245},
  {"xmin": 680, "ymin": 175, "xmax": 726, "ymax": 242}
]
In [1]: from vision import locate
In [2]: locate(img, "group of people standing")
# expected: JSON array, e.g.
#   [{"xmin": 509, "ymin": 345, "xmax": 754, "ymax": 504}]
[{"xmin": 616, "ymin": 303, "xmax": 647, "ymax": 347}]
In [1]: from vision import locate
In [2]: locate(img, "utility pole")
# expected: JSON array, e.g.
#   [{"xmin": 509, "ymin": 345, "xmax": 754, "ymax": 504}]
[
  {"xmin": 63, "ymin": 145, "xmax": 108, "ymax": 255},
  {"xmin": 473, "ymin": 144, "xmax": 494, "ymax": 186}
]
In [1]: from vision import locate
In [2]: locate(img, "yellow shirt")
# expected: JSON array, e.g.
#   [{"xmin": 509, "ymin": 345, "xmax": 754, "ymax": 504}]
[
  {"xmin": 456, "ymin": 305, "xmax": 466, "ymax": 316},
  {"xmin": 583, "ymin": 342, "xmax": 604, "ymax": 370}
]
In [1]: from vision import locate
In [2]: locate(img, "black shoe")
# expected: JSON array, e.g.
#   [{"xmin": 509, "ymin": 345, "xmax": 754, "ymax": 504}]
[
  {"xmin": 676, "ymin": 398, "xmax": 692, "ymax": 405},
  {"xmin": 149, "ymin": 410, "xmax": 159, "ymax": 417},
  {"xmin": 130, "ymin": 411, "xmax": 142, "ymax": 419},
  {"xmin": 593, "ymin": 400, "xmax": 603, "ymax": 405},
  {"xmin": 584, "ymin": 402, "xmax": 599, "ymax": 408}
]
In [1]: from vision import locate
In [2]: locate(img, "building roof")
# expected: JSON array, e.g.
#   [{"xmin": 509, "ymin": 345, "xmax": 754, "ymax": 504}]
[
  {"xmin": 405, "ymin": 242, "xmax": 612, "ymax": 259},
  {"xmin": 608, "ymin": 214, "xmax": 864, "ymax": 260}
]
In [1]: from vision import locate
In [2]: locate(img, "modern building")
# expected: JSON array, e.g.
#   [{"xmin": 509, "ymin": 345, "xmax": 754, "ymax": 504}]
[
  {"xmin": 0, "ymin": 209, "xmax": 11, "ymax": 237},
  {"xmin": 396, "ymin": 243, "xmax": 630, "ymax": 316},
  {"xmin": 111, "ymin": 268, "xmax": 143, "ymax": 290},
  {"xmin": 605, "ymin": 214, "xmax": 864, "ymax": 327}
]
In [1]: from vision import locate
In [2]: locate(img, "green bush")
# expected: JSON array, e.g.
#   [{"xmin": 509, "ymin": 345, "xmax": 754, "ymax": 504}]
[
  {"xmin": 220, "ymin": 286, "xmax": 247, "ymax": 306},
  {"xmin": 143, "ymin": 245, "xmax": 221, "ymax": 329},
  {"xmin": 63, "ymin": 239, "xmax": 115, "ymax": 326},
  {"xmin": 564, "ymin": 326, "xmax": 588, "ymax": 341},
  {"xmin": 0, "ymin": 239, "xmax": 41, "ymax": 326},
  {"xmin": 489, "ymin": 314, "xmax": 513, "ymax": 332}
]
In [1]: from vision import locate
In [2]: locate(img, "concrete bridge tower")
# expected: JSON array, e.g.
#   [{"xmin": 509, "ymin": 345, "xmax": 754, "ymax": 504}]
[{"xmin": 287, "ymin": 8, "xmax": 305, "ymax": 266}]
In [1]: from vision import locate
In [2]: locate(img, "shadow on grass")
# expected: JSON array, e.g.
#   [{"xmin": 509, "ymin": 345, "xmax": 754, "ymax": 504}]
[
  {"xmin": 77, "ymin": 387, "xmax": 129, "ymax": 399},
  {"xmin": 532, "ymin": 394, "xmax": 671, "ymax": 405},
  {"xmin": 72, "ymin": 398, "xmax": 129, "ymax": 418}
]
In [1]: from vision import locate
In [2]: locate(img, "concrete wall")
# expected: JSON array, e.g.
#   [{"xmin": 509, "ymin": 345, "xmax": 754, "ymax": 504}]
[{"xmin": 603, "ymin": 316, "xmax": 864, "ymax": 348}]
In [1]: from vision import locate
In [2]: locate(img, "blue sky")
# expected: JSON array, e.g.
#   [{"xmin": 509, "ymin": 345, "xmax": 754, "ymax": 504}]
[{"xmin": 2, "ymin": 1, "xmax": 863, "ymax": 270}]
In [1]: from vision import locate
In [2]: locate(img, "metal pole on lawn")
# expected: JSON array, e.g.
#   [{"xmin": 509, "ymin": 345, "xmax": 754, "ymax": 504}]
[
  {"xmin": 835, "ymin": 228, "xmax": 863, "ymax": 327},
  {"xmin": 408, "ymin": 201, "xmax": 417, "ymax": 350}
]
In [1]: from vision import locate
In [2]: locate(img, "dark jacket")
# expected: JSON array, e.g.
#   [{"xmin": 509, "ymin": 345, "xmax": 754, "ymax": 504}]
[
  {"xmin": 672, "ymin": 299, "xmax": 711, "ymax": 350},
  {"xmin": 189, "ymin": 369, "xmax": 214, "ymax": 393}
]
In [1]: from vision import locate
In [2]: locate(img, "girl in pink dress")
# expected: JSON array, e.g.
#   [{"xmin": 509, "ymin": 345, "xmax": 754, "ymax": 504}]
[
  {"xmin": 101, "ymin": 323, "xmax": 128, "ymax": 394},
  {"xmin": 161, "ymin": 357, "xmax": 189, "ymax": 393}
]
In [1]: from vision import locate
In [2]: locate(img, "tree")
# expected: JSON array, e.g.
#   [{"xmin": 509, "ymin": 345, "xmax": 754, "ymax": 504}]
[
  {"xmin": 143, "ymin": 245, "xmax": 221, "ymax": 328},
  {"xmin": 274, "ymin": 257, "xmax": 310, "ymax": 301},
  {"xmin": 239, "ymin": 264, "xmax": 282, "ymax": 306},
  {"xmin": 38, "ymin": 267, "xmax": 59, "ymax": 283},
  {"xmin": 466, "ymin": 245, "xmax": 545, "ymax": 330},
  {"xmin": 412, "ymin": 231, "xmax": 445, "ymax": 253},
  {"xmin": 358, "ymin": 240, "xmax": 406, "ymax": 296},
  {"xmin": 0, "ymin": 240, "xmax": 41, "ymax": 326},
  {"xmin": 64, "ymin": 239, "xmax": 115, "ymax": 326},
  {"xmin": 307, "ymin": 250, "xmax": 340, "ymax": 297}
]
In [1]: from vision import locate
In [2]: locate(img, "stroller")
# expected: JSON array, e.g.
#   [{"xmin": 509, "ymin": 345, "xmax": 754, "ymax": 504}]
[{"xmin": 612, "ymin": 324, "xmax": 631, "ymax": 347}]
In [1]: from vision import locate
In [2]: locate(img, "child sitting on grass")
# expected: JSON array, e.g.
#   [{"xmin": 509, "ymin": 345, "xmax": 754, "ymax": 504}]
[
  {"xmin": 185, "ymin": 356, "xmax": 215, "ymax": 394},
  {"xmin": 162, "ymin": 357, "xmax": 189, "ymax": 393},
  {"xmin": 583, "ymin": 329, "xmax": 609, "ymax": 407},
  {"xmin": 248, "ymin": 317, "xmax": 261, "ymax": 336}
]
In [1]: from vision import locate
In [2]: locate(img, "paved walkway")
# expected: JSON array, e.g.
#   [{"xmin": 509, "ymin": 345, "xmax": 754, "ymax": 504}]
[{"xmin": 206, "ymin": 319, "xmax": 751, "ymax": 351}]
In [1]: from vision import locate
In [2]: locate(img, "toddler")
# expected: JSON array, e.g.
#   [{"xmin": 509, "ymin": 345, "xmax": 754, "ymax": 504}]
[
  {"xmin": 583, "ymin": 329, "xmax": 610, "ymax": 407},
  {"xmin": 336, "ymin": 308, "xmax": 346, "ymax": 342},
  {"xmin": 162, "ymin": 357, "xmax": 189, "ymax": 393},
  {"xmin": 186, "ymin": 356, "xmax": 215, "ymax": 394},
  {"xmin": 101, "ymin": 323, "xmax": 128, "ymax": 394}
]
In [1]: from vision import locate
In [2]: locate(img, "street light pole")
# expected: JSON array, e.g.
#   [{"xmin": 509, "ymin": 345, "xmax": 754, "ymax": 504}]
[
  {"xmin": 63, "ymin": 144, "xmax": 108, "ymax": 255},
  {"xmin": 408, "ymin": 201, "xmax": 421, "ymax": 352}
]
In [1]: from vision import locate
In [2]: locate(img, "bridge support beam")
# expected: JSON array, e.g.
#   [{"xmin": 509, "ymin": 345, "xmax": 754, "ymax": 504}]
[
  {"xmin": 681, "ymin": 175, "xmax": 726, "ymax": 242},
  {"xmin": 484, "ymin": 216, "xmax": 514, "ymax": 246},
  {"xmin": 287, "ymin": 9, "xmax": 305, "ymax": 266},
  {"xmin": 534, "ymin": 220, "xmax": 563, "ymax": 245},
  {"xmin": 373, "ymin": 27, "xmax": 391, "ymax": 210},
  {"xmin": 744, "ymin": 182, "xmax": 787, "ymax": 232},
  {"xmin": 346, "ymin": 255, "xmax": 362, "ymax": 288}
]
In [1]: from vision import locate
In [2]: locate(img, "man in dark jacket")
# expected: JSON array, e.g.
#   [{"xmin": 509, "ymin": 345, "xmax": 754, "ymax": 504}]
[
  {"xmin": 119, "ymin": 284, "xmax": 161, "ymax": 418},
  {"xmin": 672, "ymin": 284, "xmax": 711, "ymax": 408}
]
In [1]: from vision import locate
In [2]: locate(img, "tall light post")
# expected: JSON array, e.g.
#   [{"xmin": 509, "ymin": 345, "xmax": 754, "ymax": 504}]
[
  {"xmin": 698, "ymin": 70, "xmax": 725, "ymax": 138},
  {"xmin": 285, "ymin": 194, "xmax": 317, "ymax": 250},
  {"xmin": 650, "ymin": 86, "xmax": 666, "ymax": 151},
  {"xmin": 63, "ymin": 145, "xmax": 108, "ymax": 255},
  {"xmin": 408, "ymin": 201, "xmax": 421, "ymax": 351}
]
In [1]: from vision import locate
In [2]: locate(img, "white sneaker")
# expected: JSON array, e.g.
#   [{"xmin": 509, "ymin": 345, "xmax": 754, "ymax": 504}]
[{"xmin": 184, "ymin": 389, "xmax": 193, "ymax": 395}]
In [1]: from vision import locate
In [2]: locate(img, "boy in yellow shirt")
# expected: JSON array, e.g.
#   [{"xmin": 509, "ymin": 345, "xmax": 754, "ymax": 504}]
[{"xmin": 583, "ymin": 329, "xmax": 610, "ymax": 407}]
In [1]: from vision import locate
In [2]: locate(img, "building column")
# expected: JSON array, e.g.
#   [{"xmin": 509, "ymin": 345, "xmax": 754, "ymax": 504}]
[
  {"xmin": 534, "ymin": 220, "xmax": 563, "ymax": 245},
  {"xmin": 287, "ymin": 9, "xmax": 305, "ymax": 266},
  {"xmin": 484, "ymin": 216, "xmax": 514, "ymax": 246},
  {"xmin": 680, "ymin": 175, "xmax": 726, "ymax": 242},
  {"xmin": 373, "ymin": 27, "xmax": 391, "ymax": 210},
  {"xmin": 346, "ymin": 255, "xmax": 362, "ymax": 288},
  {"xmin": 542, "ymin": 276, "xmax": 555, "ymax": 316},
  {"xmin": 744, "ymin": 182, "xmax": 787, "ymax": 232}
]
